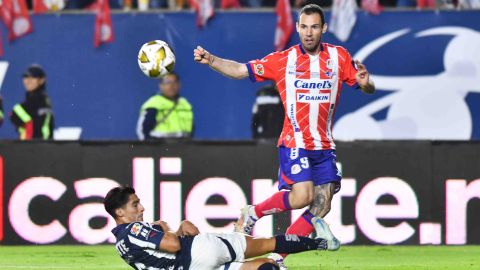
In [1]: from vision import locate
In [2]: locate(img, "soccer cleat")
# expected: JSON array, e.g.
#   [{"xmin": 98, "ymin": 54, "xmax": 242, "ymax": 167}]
[
  {"xmin": 267, "ymin": 253, "xmax": 288, "ymax": 270},
  {"xmin": 233, "ymin": 205, "xmax": 258, "ymax": 235},
  {"xmin": 311, "ymin": 217, "xmax": 341, "ymax": 251}
]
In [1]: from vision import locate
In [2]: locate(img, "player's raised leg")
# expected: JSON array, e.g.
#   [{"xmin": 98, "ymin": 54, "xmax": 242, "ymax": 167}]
[
  {"xmin": 235, "ymin": 147, "xmax": 315, "ymax": 235},
  {"xmin": 235, "ymin": 182, "xmax": 313, "ymax": 235},
  {"xmin": 270, "ymin": 182, "xmax": 338, "ymax": 269},
  {"xmin": 281, "ymin": 150, "xmax": 341, "ymax": 251}
]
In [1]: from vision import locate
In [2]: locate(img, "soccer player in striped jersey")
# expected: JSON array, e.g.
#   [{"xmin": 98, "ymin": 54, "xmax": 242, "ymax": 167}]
[
  {"xmin": 194, "ymin": 4, "xmax": 375, "ymax": 269},
  {"xmin": 105, "ymin": 186, "xmax": 339, "ymax": 270}
]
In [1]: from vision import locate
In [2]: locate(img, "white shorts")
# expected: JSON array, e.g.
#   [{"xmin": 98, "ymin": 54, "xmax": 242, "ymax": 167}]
[{"xmin": 189, "ymin": 232, "xmax": 247, "ymax": 270}]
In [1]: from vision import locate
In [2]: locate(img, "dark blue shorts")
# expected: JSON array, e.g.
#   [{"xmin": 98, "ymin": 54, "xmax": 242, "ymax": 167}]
[{"xmin": 278, "ymin": 147, "xmax": 342, "ymax": 192}]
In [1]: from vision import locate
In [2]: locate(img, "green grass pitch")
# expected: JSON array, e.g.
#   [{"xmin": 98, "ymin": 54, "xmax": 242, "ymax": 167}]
[{"xmin": 0, "ymin": 245, "xmax": 478, "ymax": 269}]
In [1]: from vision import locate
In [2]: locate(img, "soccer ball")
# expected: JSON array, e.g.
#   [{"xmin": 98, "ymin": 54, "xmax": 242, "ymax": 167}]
[
  {"xmin": 44, "ymin": 0, "xmax": 66, "ymax": 11},
  {"xmin": 137, "ymin": 40, "xmax": 176, "ymax": 79}
]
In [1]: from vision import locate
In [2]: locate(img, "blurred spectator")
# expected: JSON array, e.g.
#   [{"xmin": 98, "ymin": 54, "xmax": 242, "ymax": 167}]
[
  {"xmin": 297, "ymin": 0, "xmax": 395, "ymax": 7},
  {"xmin": 117, "ymin": 0, "xmax": 184, "ymax": 10},
  {"xmin": 10, "ymin": 65, "xmax": 55, "ymax": 140},
  {"xmin": 120, "ymin": 0, "xmax": 186, "ymax": 9},
  {"xmin": 0, "ymin": 95, "xmax": 4, "ymax": 127},
  {"xmin": 136, "ymin": 73, "xmax": 193, "ymax": 140},
  {"xmin": 149, "ymin": 0, "xmax": 167, "ymax": 8},
  {"xmin": 379, "ymin": 0, "xmax": 397, "ymax": 7},
  {"xmin": 295, "ymin": 0, "xmax": 332, "ymax": 7},
  {"xmin": 26, "ymin": 0, "xmax": 166, "ymax": 10},
  {"xmin": 149, "ymin": 0, "xmax": 187, "ymax": 9},
  {"xmin": 239, "ymin": 0, "xmax": 260, "ymax": 7},
  {"xmin": 262, "ymin": 0, "xmax": 295, "ymax": 6},
  {"xmin": 65, "ymin": 0, "xmax": 122, "ymax": 9},
  {"xmin": 251, "ymin": 84, "xmax": 284, "ymax": 139},
  {"xmin": 458, "ymin": 0, "xmax": 480, "ymax": 8},
  {"xmin": 417, "ymin": 0, "xmax": 436, "ymax": 7},
  {"xmin": 396, "ymin": 0, "xmax": 416, "ymax": 7}
]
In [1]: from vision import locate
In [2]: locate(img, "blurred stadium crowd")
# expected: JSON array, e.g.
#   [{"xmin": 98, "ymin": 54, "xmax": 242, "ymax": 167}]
[{"xmin": 23, "ymin": 0, "xmax": 477, "ymax": 10}]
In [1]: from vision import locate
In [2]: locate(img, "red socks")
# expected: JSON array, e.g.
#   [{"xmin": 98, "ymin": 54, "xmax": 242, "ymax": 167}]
[
  {"xmin": 254, "ymin": 191, "xmax": 292, "ymax": 218},
  {"xmin": 286, "ymin": 210, "xmax": 315, "ymax": 237}
]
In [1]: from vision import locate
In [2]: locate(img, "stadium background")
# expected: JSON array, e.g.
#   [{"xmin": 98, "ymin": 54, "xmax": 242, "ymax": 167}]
[
  {"xmin": 0, "ymin": 8, "xmax": 479, "ymax": 251},
  {"xmin": 0, "ymin": 11, "xmax": 479, "ymax": 140}
]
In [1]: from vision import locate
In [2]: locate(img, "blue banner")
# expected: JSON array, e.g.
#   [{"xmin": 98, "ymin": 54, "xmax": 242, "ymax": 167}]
[{"xmin": 0, "ymin": 11, "xmax": 478, "ymax": 140}]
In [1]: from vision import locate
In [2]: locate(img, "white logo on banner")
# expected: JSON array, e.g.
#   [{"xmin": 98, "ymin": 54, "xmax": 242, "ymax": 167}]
[{"xmin": 334, "ymin": 27, "xmax": 480, "ymax": 140}]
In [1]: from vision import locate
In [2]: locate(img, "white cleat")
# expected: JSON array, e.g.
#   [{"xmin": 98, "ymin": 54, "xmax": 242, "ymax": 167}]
[
  {"xmin": 311, "ymin": 217, "xmax": 341, "ymax": 251},
  {"xmin": 267, "ymin": 253, "xmax": 288, "ymax": 270},
  {"xmin": 233, "ymin": 205, "xmax": 257, "ymax": 235}
]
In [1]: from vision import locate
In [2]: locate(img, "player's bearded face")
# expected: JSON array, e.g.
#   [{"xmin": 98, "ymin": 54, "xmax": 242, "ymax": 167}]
[
  {"xmin": 297, "ymin": 13, "xmax": 324, "ymax": 54},
  {"xmin": 122, "ymin": 194, "xmax": 145, "ymax": 222}
]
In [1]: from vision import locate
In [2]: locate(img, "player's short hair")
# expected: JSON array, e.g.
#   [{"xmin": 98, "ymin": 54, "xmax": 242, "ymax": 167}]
[
  {"xmin": 161, "ymin": 72, "xmax": 180, "ymax": 83},
  {"xmin": 298, "ymin": 4, "xmax": 326, "ymax": 26},
  {"xmin": 104, "ymin": 186, "xmax": 136, "ymax": 219}
]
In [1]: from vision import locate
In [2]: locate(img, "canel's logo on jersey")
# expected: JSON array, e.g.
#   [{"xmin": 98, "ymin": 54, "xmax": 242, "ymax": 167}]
[
  {"xmin": 294, "ymin": 79, "xmax": 333, "ymax": 90},
  {"xmin": 334, "ymin": 27, "xmax": 480, "ymax": 140},
  {"xmin": 296, "ymin": 93, "xmax": 330, "ymax": 103}
]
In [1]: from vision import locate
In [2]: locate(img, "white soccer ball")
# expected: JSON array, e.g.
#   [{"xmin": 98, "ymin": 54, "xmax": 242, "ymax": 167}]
[
  {"xmin": 44, "ymin": 0, "xmax": 66, "ymax": 11},
  {"xmin": 137, "ymin": 40, "xmax": 176, "ymax": 79}
]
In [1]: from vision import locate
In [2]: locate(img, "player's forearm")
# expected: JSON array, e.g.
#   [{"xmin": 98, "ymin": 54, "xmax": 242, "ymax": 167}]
[
  {"xmin": 208, "ymin": 55, "xmax": 248, "ymax": 80},
  {"xmin": 360, "ymin": 79, "xmax": 375, "ymax": 94},
  {"xmin": 159, "ymin": 232, "xmax": 181, "ymax": 253}
]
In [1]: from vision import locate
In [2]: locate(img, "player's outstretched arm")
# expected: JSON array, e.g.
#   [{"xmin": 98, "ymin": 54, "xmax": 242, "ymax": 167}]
[
  {"xmin": 193, "ymin": 46, "xmax": 249, "ymax": 80},
  {"xmin": 355, "ymin": 60, "xmax": 375, "ymax": 94}
]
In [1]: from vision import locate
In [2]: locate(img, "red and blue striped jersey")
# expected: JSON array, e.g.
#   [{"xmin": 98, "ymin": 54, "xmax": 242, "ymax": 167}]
[{"xmin": 246, "ymin": 43, "xmax": 358, "ymax": 150}]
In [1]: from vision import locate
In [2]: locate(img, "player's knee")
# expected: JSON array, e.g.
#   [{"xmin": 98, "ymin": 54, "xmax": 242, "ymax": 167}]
[
  {"xmin": 302, "ymin": 193, "xmax": 314, "ymax": 208},
  {"xmin": 292, "ymin": 195, "xmax": 313, "ymax": 209},
  {"xmin": 258, "ymin": 262, "xmax": 280, "ymax": 270},
  {"xmin": 290, "ymin": 188, "xmax": 314, "ymax": 208}
]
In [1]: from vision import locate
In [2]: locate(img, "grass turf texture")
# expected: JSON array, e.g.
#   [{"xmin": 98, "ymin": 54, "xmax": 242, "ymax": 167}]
[{"xmin": 0, "ymin": 245, "xmax": 478, "ymax": 269}]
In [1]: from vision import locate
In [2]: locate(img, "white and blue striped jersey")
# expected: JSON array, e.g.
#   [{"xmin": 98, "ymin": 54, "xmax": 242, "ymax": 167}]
[{"xmin": 111, "ymin": 222, "xmax": 194, "ymax": 270}]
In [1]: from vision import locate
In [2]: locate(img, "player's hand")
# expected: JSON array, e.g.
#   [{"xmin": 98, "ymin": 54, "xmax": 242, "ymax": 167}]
[
  {"xmin": 193, "ymin": 46, "xmax": 212, "ymax": 65},
  {"xmin": 176, "ymin": 220, "xmax": 200, "ymax": 236},
  {"xmin": 152, "ymin": 220, "xmax": 172, "ymax": 232},
  {"xmin": 355, "ymin": 60, "xmax": 369, "ymax": 86}
]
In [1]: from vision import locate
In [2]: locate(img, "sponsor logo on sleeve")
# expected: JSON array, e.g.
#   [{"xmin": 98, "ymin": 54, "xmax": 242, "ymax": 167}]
[
  {"xmin": 148, "ymin": 230, "xmax": 158, "ymax": 239},
  {"xmin": 130, "ymin": 223, "xmax": 143, "ymax": 236},
  {"xmin": 140, "ymin": 228, "xmax": 150, "ymax": 238},
  {"xmin": 254, "ymin": 64, "xmax": 264, "ymax": 75}
]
